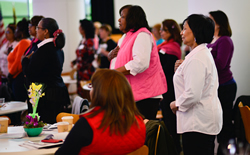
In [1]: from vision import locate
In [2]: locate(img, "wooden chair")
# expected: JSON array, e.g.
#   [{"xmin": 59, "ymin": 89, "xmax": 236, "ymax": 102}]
[
  {"xmin": 56, "ymin": 113, "xmax": 80, "ymax": 124},
  {"xmin": 69, "ymin": 68, "xmax": 77, "ymax": 80},
  {"xmin": 127, "ymin": 145, "xmax": 149, "ymax": 155},
  {"xmin": 156, "ymin": 110, "xmax": 163, "ymax": 119},
  {"xmin": 80, "ymin": 80, "xmax": 91, "ymax": 102},
  {"xmin": 238, "ymin": 102, "xmax": 250, "ymax": 143}
]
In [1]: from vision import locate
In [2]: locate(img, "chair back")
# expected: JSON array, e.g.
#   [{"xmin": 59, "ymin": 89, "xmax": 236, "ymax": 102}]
[
  {"xmin": 72, "ymin": 96, "xmax": 89, "ymax": 114},
  {"xmin": 70, "ymin": 68, "xmax": 77, "ymax": 80},
  {"xmin": 56, "ymin": 112, "xmax": 79, "ymax": 124},
  {"xmin": 238, "ymin": 102, "xmax": 250, "ymax": 143},
  {"xmin": 127, "ymin": 145, "xmax": 149, "ymax": 155},
  {"xmin": 145, "ymin": 120, "xmax": 177, "ymax": 155}
]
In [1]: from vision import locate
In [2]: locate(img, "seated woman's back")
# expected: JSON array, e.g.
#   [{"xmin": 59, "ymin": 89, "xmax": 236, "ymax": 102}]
[{"xmin": 55, "ymin": 69, "xmax": 146, "ymax": 155}]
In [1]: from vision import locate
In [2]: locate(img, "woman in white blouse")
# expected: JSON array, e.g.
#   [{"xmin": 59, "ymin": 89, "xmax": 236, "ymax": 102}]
[{"xmin": 170, "ymin": 14, "xmax": 222, "ymax": 155}]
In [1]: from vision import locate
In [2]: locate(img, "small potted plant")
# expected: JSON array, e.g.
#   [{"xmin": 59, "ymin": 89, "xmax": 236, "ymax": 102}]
[{"xmin": 23, "ymin": 83, "xmax": 46, "ymax": 137}]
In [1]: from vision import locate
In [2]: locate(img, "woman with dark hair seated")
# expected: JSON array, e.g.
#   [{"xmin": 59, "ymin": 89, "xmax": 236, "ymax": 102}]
[
  {"xmin": 55, "ymin": 69, "xmax": 146, "ymax": 155},
  {"xmin": 22, "ymin": 17, "xmax": 70, "ymax": 124},
  {"xmin": 108, "ymin": 5, "xmax": 167, "ymax": 120},
  {"xmin": 71, "ymin": 19, "xmax": 95, "ymax": 98},
  {"xmin": 170, "ymin": 14, "xmax": 223, "ymax": 155}
]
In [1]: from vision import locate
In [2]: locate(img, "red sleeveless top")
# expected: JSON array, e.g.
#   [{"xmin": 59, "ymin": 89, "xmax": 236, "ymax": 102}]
[{"xmin": 79, "ymin": 106, "xmax": 146, "ymax": 155}]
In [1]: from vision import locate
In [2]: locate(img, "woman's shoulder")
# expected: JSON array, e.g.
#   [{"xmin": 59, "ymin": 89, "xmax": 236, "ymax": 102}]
[
  {"xmin": 19, "ymin": 39, "xmax": 31, "ymax": 44},
  {"xmin": 84, "ymin": 38, "xmax": 94, "ymax": 47},
  {"xmin": 218, "ymin": 36, "xmax": 233, "ymax": 43}
]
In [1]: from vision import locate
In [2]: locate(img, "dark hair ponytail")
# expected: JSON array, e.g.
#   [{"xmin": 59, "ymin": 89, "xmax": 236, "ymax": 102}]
[{"xmin": 41, "ymin": 17, "xmax": 65, "ymax": 49}]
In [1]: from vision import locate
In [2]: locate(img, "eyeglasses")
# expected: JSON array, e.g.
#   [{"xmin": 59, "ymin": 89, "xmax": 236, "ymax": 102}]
[
  {"xmin": 29, "ymin": 23, "xmax": 35, "ymax": 27},
  {"xmin": 87, "ymin": 83, "xmax": 92, "ymax": 89},
  {"xmin": 5, "ymin": 30, "xmax": 12, "ymax": 34},
  {"xmin": 36, "ymin": 26, "xmax": 45, "ymax": 30}
]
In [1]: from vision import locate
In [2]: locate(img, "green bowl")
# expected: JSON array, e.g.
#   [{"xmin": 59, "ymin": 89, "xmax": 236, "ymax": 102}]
[{"xmin": 24, "ymin": 127, "xmax": 43, "ymax": 137}]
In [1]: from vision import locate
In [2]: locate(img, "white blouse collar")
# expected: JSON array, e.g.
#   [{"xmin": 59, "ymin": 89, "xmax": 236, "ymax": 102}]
[{"xmin": 37, "ymin": 38, "xmax": 53, "ymax": 48}]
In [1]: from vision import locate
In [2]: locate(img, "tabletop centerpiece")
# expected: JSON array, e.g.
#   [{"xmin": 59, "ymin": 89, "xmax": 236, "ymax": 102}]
[{"xmin": 23, "ymin": 83, "xmax": 46, "ymax": 137}]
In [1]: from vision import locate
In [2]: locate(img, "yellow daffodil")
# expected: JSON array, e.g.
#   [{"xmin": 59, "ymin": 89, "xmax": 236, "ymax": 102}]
[
  {"xmin": 27, "ymin": 83, "xmax": 46, "ymax": 121},
  {"xmin": 31, "ymin": 83, "xmax": 42, "ymax": 91}
]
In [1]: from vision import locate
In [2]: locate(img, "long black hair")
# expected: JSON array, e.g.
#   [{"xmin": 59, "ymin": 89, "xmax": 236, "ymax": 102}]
[
  {"xmin": 41, "ymin": 18, "xmax": 65, "ymax": 49},
  {"xmin": 120, "ymin": 5, "xmax": 150, "ymax": 33},
  {"xmin": 79, "ymin": 19, "xmax": 95, "ymax": 39},
  {"xmin": 15, "ymin": 18, "xmax": 30, "ymax": 40}
]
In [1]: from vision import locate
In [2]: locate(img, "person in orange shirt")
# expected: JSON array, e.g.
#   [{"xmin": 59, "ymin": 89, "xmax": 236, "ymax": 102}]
[{"xmin": 7, "ymin": 18, "xmax": 31, "ymax": 101}]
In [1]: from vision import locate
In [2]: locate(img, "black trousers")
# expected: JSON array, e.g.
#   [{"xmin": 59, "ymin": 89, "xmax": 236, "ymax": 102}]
[
  {"xmin": 182, "ymin": 132, "xmax": 215, "ymax": 155},
  {"xmin": 160, "ymin": 91, "xmax": 181, "ymax": 154},
  {"xmin": 217, "ymin": 82, "xmax": 237, "ymax": 154},
  {"xmin": 136, "ymin": 98, "xmax": 161, "ymax": 120},
  {"xmin": 12, "ymin": 72, "xmax": 27, "ymax": 102}
]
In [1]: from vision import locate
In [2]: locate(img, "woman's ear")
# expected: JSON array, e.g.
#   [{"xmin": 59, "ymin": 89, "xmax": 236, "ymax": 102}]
[{"xmin": 44, "ymin": 29, "xmax": 49, "ymax": 39}]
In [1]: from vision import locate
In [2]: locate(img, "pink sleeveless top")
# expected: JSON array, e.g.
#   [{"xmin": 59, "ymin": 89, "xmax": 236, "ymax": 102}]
[{"xmin": 115, "ymin": 28, "xmax": 167, "ymax": 101}]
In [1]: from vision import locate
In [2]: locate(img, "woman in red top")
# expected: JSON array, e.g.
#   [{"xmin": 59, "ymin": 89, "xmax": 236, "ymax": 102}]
[
  {"xmin": 71, "ymin": 19, "xmax": 95, "ymax": 98},
  {"xmin": 55, "ymin": 69, "xmax": 146, "ymax": 155},
  {"xmin": 158, "ymin": 19, "xmax": 182, "ymax": 154}
]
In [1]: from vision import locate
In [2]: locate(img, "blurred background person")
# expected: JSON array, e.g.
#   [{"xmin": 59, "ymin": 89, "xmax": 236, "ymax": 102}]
[
  {"xmin": 71, "ymin": 19, "xmax": 95, "ymax": 98},
  {"xmin": 170, "ymin": 14, "xmax": 222, "ymax": 155},
  {"xmin": 109, "ymin": 5, "xmax": 167, "ymax": 120},
  {"xmin": 22, "ymin": 17, "xmax": 70, "ymax": 124},
  {"xmin": 158, "ymin": 19, "xmax": 182, "ymax": 154},
  {"xmin": 55, "ymin": 69, "xmax": 146, "ymax": 155},
  {"xmin": 152, "ymin": 23, "xmax": 164, "ymax": 46},
  {"xmin": 207, "ymin": 10, "xmax": 237, "ymax": 154},
  {"xmin": 93, "ymin": 21, "xmax": 101, "ymax": 50},
  {"xmin": 96, "ymin": 24, "xmax": 117, "ymax": 69},
  {"xmin": 24, "ymin": 15, "xmax": 44, "ymax": 56},
  {"xmin": 0, "ymin": 24, "xmax": 18, "ymax": 84},
  {"xmin": 7, "ymin": 18, "xmax": 30, "ymax": 102}
]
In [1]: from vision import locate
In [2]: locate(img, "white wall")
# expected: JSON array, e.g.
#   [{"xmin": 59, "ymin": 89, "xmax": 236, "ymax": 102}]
[
  {"xmin": 32, "ymin": 0, "xmax": 250, "ymax": 98},
  {"xmin": 188, "ymin": 0, "xmax": 250, "ymax": 99},
  {"xmin": 32, "ymin": 0, "xmax": 85, "ymax": 73},
  {"xmin": 114, "ymin": 0, "xmax": 188, "ymax": 28}
]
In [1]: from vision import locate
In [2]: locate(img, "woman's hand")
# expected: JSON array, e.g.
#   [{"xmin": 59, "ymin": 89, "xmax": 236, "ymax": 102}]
[
  {"xmin": 170, "ymin": 101, "xmax": 178, "ymax": 114},
  {"xmin": 108, "ymin": 46, "xmax": 119, "ymax": 61},
  {"xmin": 21, "ymin": 51, "xmax": 34, "ymax": 62},
  {"xmin": 174, "ymin": 59, "xmax": 184, "ymax": 72},
  {"xmin": 26, "ymin": 51, "xmax": 34, "ymax": 59}
]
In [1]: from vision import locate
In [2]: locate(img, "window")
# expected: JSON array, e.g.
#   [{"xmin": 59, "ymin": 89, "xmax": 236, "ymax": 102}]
[{"xmin": 0, "ymin": 0, "xmax": 32, "ymax": 27}]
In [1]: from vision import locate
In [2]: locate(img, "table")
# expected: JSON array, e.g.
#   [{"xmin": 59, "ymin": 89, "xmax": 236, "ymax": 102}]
[
  {"xmin": 0, "ymin": 101, "xmax": 28, "ymax": 115},
  {"xmin": 62, "ymin": 75, "xmax": 77, "ymax": 85},
  {"xmin": 0, "ymin": 126, "xmax": 67, "ymax": 155}
]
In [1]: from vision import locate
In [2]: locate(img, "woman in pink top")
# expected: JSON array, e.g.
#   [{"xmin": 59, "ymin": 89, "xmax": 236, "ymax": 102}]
[{"xmin": 108, "ymin": 5, "xmax": 167, "ymax": 120}]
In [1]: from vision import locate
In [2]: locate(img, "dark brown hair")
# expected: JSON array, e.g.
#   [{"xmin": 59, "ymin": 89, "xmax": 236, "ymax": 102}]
[
  {"xmin": 162, "ymin": 19, "xmax": 182, "ymax": 46},
  {"xmin": 88, "ymin": 69, "xmax": 142, "ymax": 136},
  {"xmin": 30, "ymin": 15, "xmax": 44, "ymax": 26},
  {"xmin": 15, "ymin": 18, "xmax": 30, "ymax": 40},
  {"xmin": 209, "ymin": 10, "xmax": 232, "ymax": 37}
]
